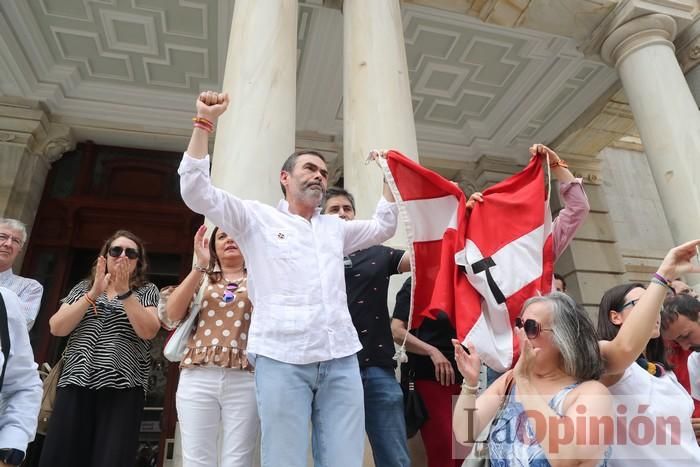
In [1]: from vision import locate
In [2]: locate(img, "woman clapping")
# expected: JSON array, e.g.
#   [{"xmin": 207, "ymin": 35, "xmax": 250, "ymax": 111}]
[{"xmin": 40, "ymin": 230, "xmax": 160, "ymax": 467}]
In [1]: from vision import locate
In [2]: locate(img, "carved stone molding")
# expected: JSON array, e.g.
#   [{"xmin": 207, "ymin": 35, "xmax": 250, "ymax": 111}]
[
  {"xmin": 451, "ymin": 168, "xmax": 477, "ymax": 194},
  {"xmin": 0, "ymin": 132, "xmax": 17, "ymax": 143},
  {"xmin": 586, "ymin": 0, "xmax": 694, "ymax": 60},
  {"xmin": 676, "ymin": 17, "xmax": 700, "ymax": 72},
  {"xmin": 471, "ymin": 155, "xmax": 522, "ymax": 190},
  {"xmin": 32, "ymin": 124, "xmax": 76, "ymax": 167},
  {"xmin": 601, "ymin": 13, "xmax": 677, "ymax": 66}
]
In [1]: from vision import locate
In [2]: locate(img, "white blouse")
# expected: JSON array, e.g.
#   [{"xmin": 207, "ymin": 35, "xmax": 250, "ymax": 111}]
[{"xmin": 607, "ymin": 363, "xmax": 700, "ymax": 466}]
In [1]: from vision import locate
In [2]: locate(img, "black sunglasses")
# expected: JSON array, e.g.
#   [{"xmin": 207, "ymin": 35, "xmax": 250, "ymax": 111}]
[
  {"xmin": 108, "ymin": 246, "xmax": 140, "ymax": 260},
  {"xmin": 515, "ymin": 317, "xmax": 553, "ymax": 339}
]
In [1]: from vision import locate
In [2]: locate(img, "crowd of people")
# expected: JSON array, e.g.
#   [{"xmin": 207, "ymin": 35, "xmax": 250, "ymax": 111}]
[{"xmin": 0, "ymin": 89, "xmax": 699, "ymax": 467}]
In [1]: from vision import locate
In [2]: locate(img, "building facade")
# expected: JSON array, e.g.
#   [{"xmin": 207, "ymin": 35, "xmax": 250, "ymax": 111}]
[{"xmin": 1, "ymin": 0, "xmax": 699, "ymax": 466}]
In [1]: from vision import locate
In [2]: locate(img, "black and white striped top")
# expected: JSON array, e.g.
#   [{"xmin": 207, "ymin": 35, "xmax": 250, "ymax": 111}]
[{"xmin": 58, "ymin": 280, "xmax": 159, "ymax": 391}]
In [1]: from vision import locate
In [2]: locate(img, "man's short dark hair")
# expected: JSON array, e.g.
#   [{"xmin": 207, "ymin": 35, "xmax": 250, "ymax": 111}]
[
  {"xmin": 554, "ymin": 273, "xmax": 567, "ymax": 292},
  {"xmin": 661, "ymin": 294, "xmax": 700, "ymax": 331},
  {"xmin": 280, "ymin": 150, "xmax": 327, "ymax": 196},
  {"xmin": 322, "ymin": 187, "xmax": 356, "ymax": 214}
]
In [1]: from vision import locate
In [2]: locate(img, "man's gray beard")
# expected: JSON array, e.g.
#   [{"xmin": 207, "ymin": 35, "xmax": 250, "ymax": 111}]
[{"xmin": 301, "ymin": 185, "xmax": 324, "ymax": 204}]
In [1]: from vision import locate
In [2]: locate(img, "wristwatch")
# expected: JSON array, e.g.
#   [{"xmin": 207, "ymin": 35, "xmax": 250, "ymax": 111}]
[{"xmin": 0, "ymin": 448, "xmax": 25, "ymax": 466}]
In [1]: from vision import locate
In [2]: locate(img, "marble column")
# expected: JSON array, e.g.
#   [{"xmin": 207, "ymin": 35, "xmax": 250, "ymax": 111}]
[
  {"xmin": 210, "ymin": 0, "xmax": 298, "ymax": 206},
  {"xmin": 600, "ymin": 13, "xmax": 700, "ymax": 250},
  {"xmin": 343, "ymin": 2, "xmax": 423, "ymax": 466},
  {"xmin": 343, "ymin": 0, "xmax": 419, "ymax": 221}
]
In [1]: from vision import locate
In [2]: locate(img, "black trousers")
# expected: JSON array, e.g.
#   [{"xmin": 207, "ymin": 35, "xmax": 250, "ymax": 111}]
[{"xmin": 38, "ymin": 385, "xmax": 145, "ymax": 467}]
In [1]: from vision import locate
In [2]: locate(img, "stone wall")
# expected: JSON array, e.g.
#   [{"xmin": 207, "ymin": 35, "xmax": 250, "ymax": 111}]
[{"xmin": 599, "ymin": 146, "xmax": 675, "ymax": 283}]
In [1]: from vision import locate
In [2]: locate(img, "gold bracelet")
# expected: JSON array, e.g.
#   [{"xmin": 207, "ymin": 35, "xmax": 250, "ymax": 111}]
[{"xmin": 193, "ymin": 265, "xmax": 208, "ymax": 274}]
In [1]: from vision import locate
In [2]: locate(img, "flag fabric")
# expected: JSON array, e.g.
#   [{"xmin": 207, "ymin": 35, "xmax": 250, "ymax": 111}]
[{"xmin": 380, "ymin": 150, "xmax": 553, "ymax": 371}]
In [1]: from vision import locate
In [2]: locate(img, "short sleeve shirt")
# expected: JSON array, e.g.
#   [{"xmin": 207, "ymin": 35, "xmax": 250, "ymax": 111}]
[
  {"xmin": 58, "ymin": 280, "xmax": 159, "ymax": 391},
  {"xmin": 392, "ymin": 277, "xmax": 461, "ymax": 382},
  {"xmin": 344, "ymin": 245, "xmax": 404, "ymax": 369},
  {"xmin": 181, "ymin": 277, "xmax": 253, "ymax": 370}
]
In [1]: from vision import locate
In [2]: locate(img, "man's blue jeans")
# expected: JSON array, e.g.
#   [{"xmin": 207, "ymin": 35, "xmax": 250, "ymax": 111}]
[
  {"xmin": 360, "ymin": 366, "xmax": 411, "ymax": 467},
  {"xmin": 254, "ymin": 355, "xmax": 365, "ymax": 467}
]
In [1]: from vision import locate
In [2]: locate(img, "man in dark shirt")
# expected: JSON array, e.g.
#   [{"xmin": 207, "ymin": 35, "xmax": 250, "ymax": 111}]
[
  {"xmin": 391, "ymin": 277, "xmax": 463, "ymax": 467},
  {"xmin": 323, "ymin": 187, "xmax": 410, "ymax": 467}
]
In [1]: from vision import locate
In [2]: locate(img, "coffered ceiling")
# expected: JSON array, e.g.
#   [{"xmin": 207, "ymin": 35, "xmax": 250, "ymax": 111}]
[{"xmin": 0, "ymin": 0, "xmax": 618, "ymax": 164}]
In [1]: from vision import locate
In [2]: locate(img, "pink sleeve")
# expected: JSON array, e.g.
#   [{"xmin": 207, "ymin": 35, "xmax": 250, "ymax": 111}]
[{"xmin": 552, "ymin": 178, "xmax": 590, "ymax": 261}]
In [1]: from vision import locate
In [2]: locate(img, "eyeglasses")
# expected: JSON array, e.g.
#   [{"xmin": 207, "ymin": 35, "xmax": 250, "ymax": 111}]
[
  {"xmin": 0, "ymin": 233, "xmax": 23, "ymax": 248},
  {"xmin": 621, "ymin": 298, "xmax": 640, "ymax": 310},
  {"xmin": 223, "ymin": 282, "xmax": 239, "ymax": 303},
  {"xmin": 108, "ymin": 246, "xmax": 140, "ymax": 260},
  {"xmin": 515, "ymin": 317, "xmax": 553, "ymax": 339}
]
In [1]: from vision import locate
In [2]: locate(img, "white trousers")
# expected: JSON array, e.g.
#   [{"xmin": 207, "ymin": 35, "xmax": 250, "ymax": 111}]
[{"xmin": 176, "ymin": 366, "xmax": 259, "ymax": 467}]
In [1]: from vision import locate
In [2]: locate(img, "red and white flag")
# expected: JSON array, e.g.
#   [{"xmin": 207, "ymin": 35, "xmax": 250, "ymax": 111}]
[{"xmin": 380, "ymin": 150, "xmax": 553, "ymax": 371}]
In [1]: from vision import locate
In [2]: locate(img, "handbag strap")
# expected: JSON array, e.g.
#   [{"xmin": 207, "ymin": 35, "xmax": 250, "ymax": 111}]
[
  {"xmin": 482, "ymin": 371, "xmax": 515, "ymax": 442},
  {"xmin": 0, "ymin": 292, "xmax": 11, "ymax": 392},
  {"xmin": 192, "ymin": 276, "xmax": 208, "ymax": 314},
  {"xmin": 471, "ymin": 370, "xmax": 515, "ymax": 445}
]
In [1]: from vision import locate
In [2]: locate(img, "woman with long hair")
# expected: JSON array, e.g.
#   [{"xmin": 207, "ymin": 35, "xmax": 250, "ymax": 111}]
[
  {"xmin": 161, "ymin": 225, "xmax": 258, "ymax": 467},
  {"xmin": 596, "ymin": 242, "xmax": 700, "ymax": 466},
  {"xmin": 40, "ymin": 229, "xmax": 160, "ymax": 467},
  {"xmin": 453, "ymin": 293, "xmax": 612, "ymax": 466},
  {"xmin": 453, "ymin": 240, "xmax": 700, "ymax": 466}
]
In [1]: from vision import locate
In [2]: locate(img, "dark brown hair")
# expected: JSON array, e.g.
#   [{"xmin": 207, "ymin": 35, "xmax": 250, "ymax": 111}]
[
  {"xmin": 207, "ymin": 226, "xmax": 224, "ymax": 284},
  {"xmin": 206, "ymin": 227, "xmax": 245, "ymax": 284},
  {"xmin": 88, "ymin": 229, "xmax": 149, "ymax": 289},
  {"xmin": 279, "ymin": 150, "xmax": 326, "ymax": 196},
  {"xmin": 597, "ymin": 282, "xmax": 669, "ymax": 368},
  {"xmin": 662, "ymin": 294, "xmax": 700, "ymax": 330}
]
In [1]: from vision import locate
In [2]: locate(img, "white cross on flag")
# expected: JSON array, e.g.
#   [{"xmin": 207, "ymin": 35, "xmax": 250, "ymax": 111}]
[{"xmin": 380, "ymin": 150, "xmax": 553, "ymax": 371}]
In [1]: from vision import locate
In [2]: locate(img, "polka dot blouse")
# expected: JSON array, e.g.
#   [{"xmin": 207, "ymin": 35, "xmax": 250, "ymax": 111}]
[{"xmin": 181, "ymin": 277, "xmax": 252, "ymax": 370}]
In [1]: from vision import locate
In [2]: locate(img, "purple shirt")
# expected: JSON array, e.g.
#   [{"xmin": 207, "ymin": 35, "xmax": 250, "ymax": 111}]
[{"xmin": 552, "ymin": 178, "xmax": 590, "ymax": 260}]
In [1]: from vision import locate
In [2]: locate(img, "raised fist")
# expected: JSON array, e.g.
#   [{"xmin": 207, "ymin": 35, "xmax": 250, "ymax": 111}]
[{"xmin": 196, "ymin": 91, "xmax": 229, "ymax": 121}]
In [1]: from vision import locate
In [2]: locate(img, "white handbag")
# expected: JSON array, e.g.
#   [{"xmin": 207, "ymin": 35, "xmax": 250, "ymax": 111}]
[{"xmin": 163, "ymin": 278, "xmax": 208, "ymax": 362}]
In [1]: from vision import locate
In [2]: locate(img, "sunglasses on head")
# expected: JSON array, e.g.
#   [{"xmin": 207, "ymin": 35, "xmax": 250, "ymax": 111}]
[
  {"xmin": 108, "ymin": 246, "xmax": 140, "ymax": 260},
  {"xmin": 515, "ymin": 317, "xmax": 553, "ymax": 339}
]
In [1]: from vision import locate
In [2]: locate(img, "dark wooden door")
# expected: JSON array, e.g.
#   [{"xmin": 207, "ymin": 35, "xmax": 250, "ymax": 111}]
[{"xmin": 22, "ymin": 141, "xmax": 203, "ymax": 467}]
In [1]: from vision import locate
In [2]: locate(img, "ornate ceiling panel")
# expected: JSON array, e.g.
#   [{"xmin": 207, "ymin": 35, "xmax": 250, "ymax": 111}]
[
  {"xmin": 28, "ymin": 0, "xmax": 215, "ymax": 91},
  {"xmin": 401, "ymin": 6, "xmax": 618, "ymax": 160},
  {"xmin": 0, "ymin": 0, "xmax": 617, "ymax": 162},
  {"xmin": 295, "ymin": 4, "xmax": 618, "ymax": 162}
]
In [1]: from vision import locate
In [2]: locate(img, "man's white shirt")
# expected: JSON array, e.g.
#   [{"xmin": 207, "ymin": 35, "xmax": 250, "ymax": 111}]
[
  {"xmin": 0, "ymin": 269, "xmax": 43, "ymax": 329},
  {"xmin": 178, "ymin": 153, "xmax": 398, "ymax": 364},
  {"xmin": 0, "ymin": 287, "xmax": 42, "ymax": 452}
]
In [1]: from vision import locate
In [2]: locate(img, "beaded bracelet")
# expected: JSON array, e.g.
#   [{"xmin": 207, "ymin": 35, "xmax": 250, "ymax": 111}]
[
  {"xmin": 653, "ymin": 272, "xmax": 672, "ymax": 286},
  {"xmin": 460, "ymin": 381, "xmax": 479, "ymax": 395},
  {"xmin": 193, "ymin": 265, "xmax": 208, "ymax": 274}
]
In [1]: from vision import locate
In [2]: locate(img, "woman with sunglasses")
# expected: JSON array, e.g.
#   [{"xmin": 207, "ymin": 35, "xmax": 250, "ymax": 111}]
[
  {"xmin": 595, "ymin": 240, "xmax": 700, "ymax": 466},
  {"xmin": 453, "ymin": 292, "xmax": 612, "ymax": 466},
  {"xmin": 39, "ymin": 230, "xmax": 160, "ymax": 467},
  {"xmin": 161, "ymin": 225, "xmax": 257, "ymax": 467}
]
